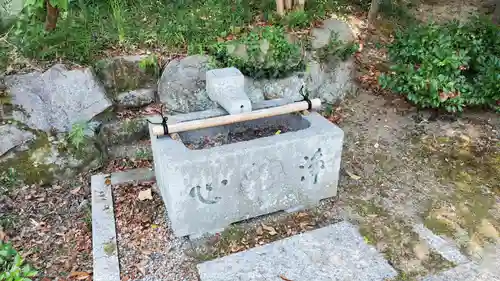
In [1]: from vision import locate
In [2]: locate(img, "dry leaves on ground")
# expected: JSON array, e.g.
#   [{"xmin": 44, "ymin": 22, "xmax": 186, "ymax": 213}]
[
  {"xmin": 113, "ymin": 181, "xmax": 168, "ymax": 280},
  {"xmin": 0, "ymin": 174, "xmax": 93, "ymax": 280}
]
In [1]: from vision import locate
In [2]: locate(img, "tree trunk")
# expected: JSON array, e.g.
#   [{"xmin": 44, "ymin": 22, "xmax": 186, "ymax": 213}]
[
  {"xmin": 493, "ymin": 0, "xmax": 500, "ymax": 24},
  {"xmin": 276, "ymin": 0, "xmax": 285, "ymax": 16},
  {"xmin": 45, "ymin": 0, "xmax": 59, "ymax": 31},
  {"xmin": 367, "ymin": 0, "xmax": 380, "ymax": 25},
  {"xmin": 285, "ymin": 0, "xmax": 292, "ymax": 11}
]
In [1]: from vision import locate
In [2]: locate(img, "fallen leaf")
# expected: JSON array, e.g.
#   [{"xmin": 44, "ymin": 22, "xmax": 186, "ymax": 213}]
[
  {"xmin": 346, "ymin": 170, "xmax": 361, "ymax": 180},
  {"xmin": 70, "ymin": 186, "xmax": 81, "ymax": 195},
  {"xmin": 261, "ymin": 224, "xmax": 277, "ymax": 236},
  {"xmin": 0, "ymin": 227, "xmax": 5, "ymax": 241},
  {"xmin": 68, "ymin": 271, "xmax": 90, "ymax": 280},
  {"xmin": 280, "ymin": 275, "xmax": 293, "ymax": 281},
  {"xmin": 256, "ymin": 226, "xmax": 263, "ymax": 235},
  {"xmin": 138, "ymin": 189, "xmax": 153, "ymax": 201}
]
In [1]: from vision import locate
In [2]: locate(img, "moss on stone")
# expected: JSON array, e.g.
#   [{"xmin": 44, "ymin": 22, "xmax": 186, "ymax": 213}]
[
  {"xmin": 418, "ymin": 134, "xmax": 500, "ymax": 255},
  {"xmin": 93, "ymin": 57, "xmax": 157, "ymax": 98},
  {"xmin": 103, "ymin": 242, "xmax": 116, "ymax": 256},
  {"xmin": 0, "ymin": 133, "xmax": 56, "ymax": 185}
]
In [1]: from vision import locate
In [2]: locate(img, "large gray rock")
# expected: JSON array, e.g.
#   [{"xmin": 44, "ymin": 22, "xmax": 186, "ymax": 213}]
[
  {"xmin": 99, "ymin": 117, "xmax": 149, "ymax": 147},
  {"xmin": 258, "ymin": 75, "xmax": 304, "ymax": 101},
  {"xmin": 4, "ymin": 64, "xmax": 113, "ymax": 132},
  {"xmin": 158, "ymin": 55, "xmax": 218, "ymax": 113},
  {"xmin": 0, "ymin": 131, "xmax": 103, "ymax": 185},
  {"xmin": 247, "ymin": 58, "xmax": 355, "ymax": 104},
  {"xmin": 311, "ymin": 18, "xmax": 355, "ymax": 49},
  {"xmin": 0, "ymin": 124, "xmax": 34, "ymax": 156},
  {"xmin": 94, "ymin": 55, "xmax": 158, "ymax": 98},
  {"xmin": 307, "ymin": 58, "xmax": 356, "ymax": 103},
  {"xmin": 198, "ymin": 221, "xmax": 397, "ymax": 281},
  {"xmin": 150, "ymin": 100, "xmax": 344, "ymax": 237}
]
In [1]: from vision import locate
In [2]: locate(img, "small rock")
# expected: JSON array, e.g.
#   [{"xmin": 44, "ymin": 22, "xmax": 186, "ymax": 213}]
[
  {"xmin": 77, "ymin": 199, "xmax": 90, "ymax": 212},
  {"xmin": 157, "ymin": 55, "xmax": 218, "ymax": 113},
  {"xmin": 116, "ymin": 88, "xmax": 156, "ymax": 109}
]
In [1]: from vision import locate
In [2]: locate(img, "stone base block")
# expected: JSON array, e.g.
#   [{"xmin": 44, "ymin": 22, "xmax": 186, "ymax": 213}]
[
  {"xmin": 150, "ymin": 100, "xmax": 343, "ymax": 237},
  {"xmin": 206, "ymin": 67, "xmax": 251, "ymax": 114}
]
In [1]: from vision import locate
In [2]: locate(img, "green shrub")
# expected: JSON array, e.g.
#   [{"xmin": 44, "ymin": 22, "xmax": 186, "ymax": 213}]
[
  {"xmin": 283, "ymin": 10, "xmax": 311, "ymax": 29},
  {"xmin": 379, "ymin": 17, "xmax": 500, "ymax": 112},
  {"xmin": 210, "ymin": 26, "xmax": 304, "ymax": 79},
  {"xmin": 0, "ymin": 241, "xmax": 37, "ymax": 281}
]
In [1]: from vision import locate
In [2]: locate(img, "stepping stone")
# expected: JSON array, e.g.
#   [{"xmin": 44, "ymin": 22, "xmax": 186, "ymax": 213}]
[
  {"xmin": 420, "ymin": 262, "xmax": 500, "ymax": 281},
  {"xmin": 413, "ymin": 223, "xmax": 469, "ymax": 264},
  {"xmin": 197, "ymin": 221, "xmax": 397, "ymax": 281}
]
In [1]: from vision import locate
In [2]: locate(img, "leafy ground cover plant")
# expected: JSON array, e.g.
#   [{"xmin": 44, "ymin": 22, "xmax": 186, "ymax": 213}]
[
  {"xmin": 0, "ymin": 241, "xmax": 37, "ymax": 281},
  {"xmin": 210, "ymin": 26, "xmax": 304, "ymax": 78},
  {"xmin": 379, "ymin": 16, "xmax": 500, "ymax": 112}
]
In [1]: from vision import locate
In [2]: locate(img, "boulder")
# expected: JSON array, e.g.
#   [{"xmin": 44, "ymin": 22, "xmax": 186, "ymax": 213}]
[
  {"xmin": 116, "ymin": 88, "xmax": 156, "ymax": 109},
  {"xmin": 99, "ymin": 117, "xmax": 149, "ymax": 147},
  {"xmin": 157, "ymin": 55, "xmax": 218, "ymax": 113},
  {"xmin": 94, "ymin": 55, "xmax": 158, "ymax": 98},
  {"xmin": 0, "ymin": 124, "xmax": 34, "ymax": 156},
  {"xmin": 258, "ymin": 75, "xmax": 304, "ymax": 101},
  {"xmin": 4, "ymin": 64, "xmax": 113, "ymax": 132},
  {"xmin": 0, "ymin": 130, "xmax": 103, "ymax": 185},
  {"xmin": 311, "ymin": 18, "xmax": 355, "ymax": 49}
]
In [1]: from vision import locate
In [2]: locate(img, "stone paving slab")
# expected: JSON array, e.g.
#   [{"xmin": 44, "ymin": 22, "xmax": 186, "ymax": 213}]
[
  {"xmin": 413, "ymin": 223, "xmax": 469, "ymax": 264},
  {"xmin": 91, "ymin": 174, "xmax": 120, "ymax": 281},
  {"xmin": 420, "ymin": 262, "xmax": 500, "ymax": 281},
  {"xmin": 197, "ymin": 221, "xmax": 397, "ymax": 281}
]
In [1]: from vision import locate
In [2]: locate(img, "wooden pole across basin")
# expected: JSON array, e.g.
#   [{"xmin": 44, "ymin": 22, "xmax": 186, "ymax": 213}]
[{"xmin": 151, "ymin": 98, "xmax": 322, "ymax": 136}]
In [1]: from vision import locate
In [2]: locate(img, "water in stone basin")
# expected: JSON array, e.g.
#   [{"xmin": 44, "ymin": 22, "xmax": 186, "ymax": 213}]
[{"xmin": 178, "ymin": 113, "xmax": 310, "ymax": 150}]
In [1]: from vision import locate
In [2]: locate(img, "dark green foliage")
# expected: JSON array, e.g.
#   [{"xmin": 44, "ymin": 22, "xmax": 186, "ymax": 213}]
[
  {"xmin": 379, "ymin": 17, "xmax": 500, "ymax": 112},
  {"xmin": 210, "ymin": 26, "xmax": 304, "ymax": 79},
  {"xmin": 0, "ymin": 241, "xmax": 37, "ymax": 281},
  {"xmin": 283, "ymin": 10, "xmax": 311, "ymax": 29},
  {"xmin": 3, "ymin": 0, "xmax": 360, "ymax": 66}
]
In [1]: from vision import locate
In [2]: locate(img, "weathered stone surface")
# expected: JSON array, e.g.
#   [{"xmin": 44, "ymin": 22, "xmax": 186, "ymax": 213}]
[
  {"xmin": 206, "ymin": 67, "xmax": 251, "ymax": 114},
  {"xmin": 0, "ymin": 131, "xmax": 103, "ymax": 185},
  {"xmin": 311, "ymin": 18, "xmax": 355, "ymax": 49},
  {"xmin": 4, "ymin": 64, "xmax": 113, "ymax": 132},
  {"xmin": 307, "ymin": 58, "xmax": 356, "ymax": 103},
  {"xmin": 150, "ymin": 100, "xmax": 343, "ymax": 237},
  {"xmin": 116, "ymin": 88, "xmax": 156, "ymax": 109},
  {"xmin": 244, "ymin": 77, "xmax": 265, "ymax": 103},
  {"xmin": 246, "ymin": 58, "xmax": 354, "ymax": 104},
  {"xmin": 94, "ymin": 55, "xmax": 158, "ymax": 98},
  {"xmin": 157, "ymin": 55, "xmax": 218, "ymax": 113},
  {"xmin": 259, "ymin": 75, "xmax": 304, "ymax": 101},
  {"xmin": 99, "ymin": 117, "xmax": 149, "ymax": 147},
  {"xmin": 198, "ymin": 221, "xmax": 397, "ymax": 281},
  {"xmin": 0, "ymin": 124, "xmax": 34, "ymax": 156}
]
